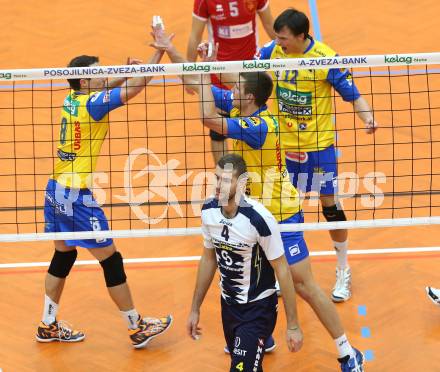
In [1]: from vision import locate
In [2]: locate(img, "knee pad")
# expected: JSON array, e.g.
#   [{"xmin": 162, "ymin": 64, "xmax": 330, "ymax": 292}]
[
  {"xmin": 209, "ymin": 129, "xmax": 227, "ymax": 141},
  {"xmin": 100, "ymin": 251, "xmax": 127, "ymax": 287},
  {"xmin": 48, "ymin": 249, "xmax": 77, "ymax": 278},
  {"xmin": 322, "ymin": 204, "xmax": 347, "ymax": 222}
]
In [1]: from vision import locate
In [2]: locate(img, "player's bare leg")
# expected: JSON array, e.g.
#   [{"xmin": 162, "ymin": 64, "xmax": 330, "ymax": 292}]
[
  {"xmin": 37, "ymin": 240, "xmax": 84, "ymax": 343},
  {"xmin": 290, "ymin": 257, "xmax": 344, "ymax": 337},
  {"xmin": 320, "ymin": 195, "xmax": 351, "ymax": 302},
  {"xmin": 89, "ymin": 243, "xmax": 172, "ymax": 348},
  {"xmin": 289, "ymin": 257, "xmax": 363, "ymax": 370},
  {"xmin": 89, "ymin": 244, "xmax": 135, "ymax": 311}
]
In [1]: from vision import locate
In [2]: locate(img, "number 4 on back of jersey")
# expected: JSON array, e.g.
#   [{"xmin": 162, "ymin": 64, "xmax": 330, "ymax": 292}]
[{"xmin": 221, "ymin": 225, "xmax": 230, "ymax": 241}]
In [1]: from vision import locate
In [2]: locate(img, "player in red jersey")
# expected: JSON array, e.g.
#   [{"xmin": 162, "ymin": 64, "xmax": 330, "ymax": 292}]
[{"xmin": 187, "ymin": 0, "xmax": 276, "ymax": 164}]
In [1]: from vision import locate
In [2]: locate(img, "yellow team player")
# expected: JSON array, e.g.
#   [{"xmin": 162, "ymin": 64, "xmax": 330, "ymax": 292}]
[
  {"xmin": 37, "ymin": 26, "xmax": 172, "ymax": 348},
  {"xmin": 151, "ymin": 24, "xmax": 365, "ymax": 371},
  {"xmin": 256, "ymin": 8, "xmax": 379, "ymax": 302}
]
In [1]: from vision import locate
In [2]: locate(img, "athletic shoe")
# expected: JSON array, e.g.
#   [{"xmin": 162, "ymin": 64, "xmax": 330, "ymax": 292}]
[
  {"xmin": 338, "ymin": 347, "xmax": 364, "ymax": 372},
  {"xmin": 130, "ymin": 315, "xmax": 173, "ymax": 349},
  {"xmin": 275, "ymin": 280, "xmax": 281, "ymax": 297},
  {"xmin": 36, "ymin": 320, "xmax": 85, "ymax": 343},
  {"xmin": 224, "ymin": 335, "xmax": 276, "ymax": 354},
  {"xmin": 332, "ymin": 267, "xmax": 352, "ymax": 302},
  {"xmin": 426, "ymin": 287, "xmax": 440, "ymax": 306}
]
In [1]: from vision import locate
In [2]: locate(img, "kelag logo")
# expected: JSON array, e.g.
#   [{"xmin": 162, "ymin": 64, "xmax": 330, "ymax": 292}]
[
  {"xmin": 182, "ymin": 64, "xmax": 211, "ymax": 72},
  {"xmin": 276, "ymin": 86, "xmax": 312, "ymax": 105},
  {"xmin": 384, "ymin": 55, "xmax": 413, "ymax": 65},
  {"xmin": 242, "ymin": 61, "xmax": 271, "ymax": 70},
  {"xmin": 0, "ymin": 72, "xmax": 12, "ymax": 80}
]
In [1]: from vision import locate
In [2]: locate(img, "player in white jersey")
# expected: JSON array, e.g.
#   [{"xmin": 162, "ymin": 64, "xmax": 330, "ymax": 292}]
[
  {"xmin": 187, "ymin": 153, "xmax": 303, "ymax": 372},
  {"xmin": 152, "ymin": 23, "xmax": 365, "ymax": 371}
]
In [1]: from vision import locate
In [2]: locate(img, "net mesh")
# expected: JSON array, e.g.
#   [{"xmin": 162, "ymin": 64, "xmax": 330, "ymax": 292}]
[{"xmin": 1, "ymin": 53, "xmax": 440, "ymax": 240}]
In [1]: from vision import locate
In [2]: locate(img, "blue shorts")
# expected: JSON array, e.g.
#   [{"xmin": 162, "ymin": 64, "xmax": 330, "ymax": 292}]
[
  {"xmin": 44, "ymin": 179, "xmax": 113, "ymax": 248},
  {"xmin": 285, "ymin": 145, "xmax": 338, "ymax": 195},
  {"xmin": 221, "ymin": 293, "xmax": 278, "ymax": 372},
  {"xmin": 280, "ymin": 212, "xmax": 309, "ymax": 265}
]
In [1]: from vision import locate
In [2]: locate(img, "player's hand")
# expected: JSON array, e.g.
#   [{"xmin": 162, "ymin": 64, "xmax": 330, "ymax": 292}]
[
  {"xmin": 150, "ymin": 15, "xmax": 175, "ymax": 51},
  {"xmin": 126, "ymin": 57, "xmax": 143, "ymax": 65},
  {"xmin": 197, "ymin": 42, "xmax": 219, "ymax": 62},
  {"xmin": 286, "ymin": 326, "xmax": 303, "ymax": 352},
  {"xmin": 365, "ymin": 118, "xmax": 378, "ymax": 134},
  {"xmin": 187, "ymin": 310, "xmax": 202, "ymax": 340}
]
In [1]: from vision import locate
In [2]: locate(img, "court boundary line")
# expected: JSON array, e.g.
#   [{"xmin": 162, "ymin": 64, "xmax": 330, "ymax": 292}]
[{"xmin": 1, "ymin": 246, "xmax": 440, "ymax": 269}]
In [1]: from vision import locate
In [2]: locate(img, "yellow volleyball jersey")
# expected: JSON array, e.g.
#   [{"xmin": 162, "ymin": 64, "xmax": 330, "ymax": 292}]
[
  {"xmin": 257, "ymin": 39, "xmax": 360, "ymax": 152},
  {"xmin": 53, "ymin": 90, "xmax": 110, "ymax": 188},
  {"xmin": 212, "ymin": 85, "xmax": 301, "ymax": 221}
]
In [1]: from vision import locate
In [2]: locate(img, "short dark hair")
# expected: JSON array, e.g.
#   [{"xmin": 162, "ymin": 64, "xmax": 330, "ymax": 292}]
[
  {"xmin": 238, "ymin": 72, "xmax": 273, "ymax": 107},
  {"xmin": 218, "ymin": 153, "xmax": 248, "ymax": 178},
  {"xmin": 274, "ymin": 8, "xmax": 310, "ymax": 38},
  {"xmin": 67, "ymin": 55, "xmax": 99, "ymax": 90}
]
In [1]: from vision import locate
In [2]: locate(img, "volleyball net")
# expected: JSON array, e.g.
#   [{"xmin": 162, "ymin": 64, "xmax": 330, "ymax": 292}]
[{"xmin": 0, "ymin": 52, "xmax": 440, "ymax": 242}]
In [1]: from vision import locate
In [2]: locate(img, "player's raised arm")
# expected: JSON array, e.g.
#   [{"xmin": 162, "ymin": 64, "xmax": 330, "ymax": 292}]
[
  {"xmin": 257, "ymin": 2, "xmax": 276, "ymax": 40},
  {"xmin": 150, "ymin": 17, "xmax": 204, "ymax": 93},
  {"xmin": 187, "ymin": 15, "xmax": 206, "ymax": 62},
  {"xmin": 118, "ymin": 18, "xmax": 168, "ymax": 104},
  {"xmin": 106, "ymin": 58, "xmax": 143, "ymax": 89},
  {"xmin": 198, "ymin": 43, "xmax": 229, "ymax": 135}
]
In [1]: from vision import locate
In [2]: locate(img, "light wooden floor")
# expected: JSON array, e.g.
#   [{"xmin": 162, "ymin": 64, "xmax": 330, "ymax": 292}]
[{"xmin": 1, "ymin": 0, "xmax": 440, "ymax": 371}]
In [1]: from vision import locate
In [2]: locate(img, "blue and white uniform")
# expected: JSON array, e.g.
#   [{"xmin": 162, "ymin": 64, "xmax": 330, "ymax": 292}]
[{"xmin": 201, "ymin": 195, "xmax": 284, "ymax": 371}]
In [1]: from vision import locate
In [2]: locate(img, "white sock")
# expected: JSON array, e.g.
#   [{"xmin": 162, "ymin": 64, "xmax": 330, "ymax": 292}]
[
  {"xmin": 121, "ymin": 309, "xmax": 140, "ymax": 330},
  {"xmin": 42, "ymin": 294, "xmax": 58, "ymax": 325},
  {"xmin": 335, "ymin": 334, "xmax": 355, "ymax": 358},
  {"xmin": 333, "ymin": 240, "xmax": 348, "ymax": 269}
]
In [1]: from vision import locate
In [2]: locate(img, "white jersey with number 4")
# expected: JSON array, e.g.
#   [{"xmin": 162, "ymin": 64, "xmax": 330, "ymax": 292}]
[{"xmin": 201, "ymin": 196, "xmax": 285, "ymax": 305}]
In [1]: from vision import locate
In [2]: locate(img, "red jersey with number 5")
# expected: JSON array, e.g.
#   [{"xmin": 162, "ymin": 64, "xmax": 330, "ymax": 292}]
[{"xmin": 193, "ymin": 0, "xmax": 268, "ymax": 61}]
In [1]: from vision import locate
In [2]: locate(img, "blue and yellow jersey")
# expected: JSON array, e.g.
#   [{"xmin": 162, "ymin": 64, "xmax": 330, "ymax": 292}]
[
  {"xmin": 212, "ymin": 86, "xmax": 301, "ymax": 221},
  {"xmin": 257, "ymin": 38, "xmax": 360, "ymax": 152},
  {"xmin": 53, "ymin": 88, "xmax": 123, "ymax": 188}
]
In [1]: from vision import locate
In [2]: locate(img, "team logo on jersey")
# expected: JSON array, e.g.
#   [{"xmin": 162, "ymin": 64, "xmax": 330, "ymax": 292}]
[
  {"xmin": 245, "ymin": 0, "xmax": 258, "ymax": 13},
  {"xmin": 299, "ymin": 122, "xmax": 307, "ymax": 130},
  {"xmin": 235, "ymin": 337, "xmax": 241, "ymax": 348},
  {"xmin": 239, "ymin": 119, "xmax": 249, "ymax": 129},
  {"xmin": 63, "ymin": 95, "xmax": 80, "ymax": 116},
  {"xmin": 313, "ymin": 167, "xmax": 324, "ymax": 174},
  {"xmin": 276, "ymin": 86, "xmax": 312, "ymax": 105},
  {"xmin": 73, "ymin": 121, "xmax": 81, "ymax": 150},
  {"xmin": 288, "ymin": 244, "xmax": 300, "ymax": 257},
  {"xmin": 103, "ymin": 90, "xmax": 111, "ymax": 103},
  {"xmin": 285, "ymin": 151, "xmax": 308, "ymax": 164},
  {"xmin": 249, "ymin": 117, "xmax": 261, "ymax": 126}
]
